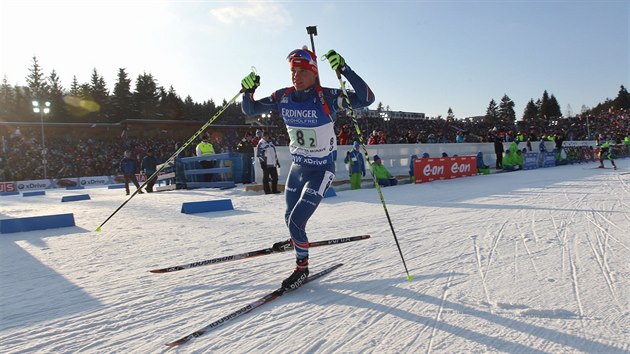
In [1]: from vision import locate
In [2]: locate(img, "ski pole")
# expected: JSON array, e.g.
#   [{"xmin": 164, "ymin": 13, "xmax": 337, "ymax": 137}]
[
  {"xmin": 326, "ymin": 62, "xmax": 412, "ymax": 281},
  {"xmin": 95, "ymin": 88, "xmax": 244, "ymax": 232}
]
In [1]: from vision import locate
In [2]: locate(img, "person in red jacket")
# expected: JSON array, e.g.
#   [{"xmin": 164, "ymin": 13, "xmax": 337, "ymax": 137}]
[{"xmin": 337, "ymin": 124, "xmax": 350, "ymax": 145}]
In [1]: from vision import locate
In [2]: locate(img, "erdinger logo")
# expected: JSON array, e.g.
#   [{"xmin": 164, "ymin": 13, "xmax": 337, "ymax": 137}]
[{"xmin": 281, "ymin": 108, "xmax": 318, "ymax": 118}]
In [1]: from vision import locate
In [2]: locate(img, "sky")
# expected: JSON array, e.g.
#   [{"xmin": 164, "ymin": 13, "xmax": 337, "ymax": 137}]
[{"xmin": 1, "ymin": 0, "xmax": 628, "ymax": 119}]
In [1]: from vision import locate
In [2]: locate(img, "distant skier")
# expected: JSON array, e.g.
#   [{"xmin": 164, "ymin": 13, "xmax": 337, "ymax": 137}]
[
  {"xmin": 596, "ymin": 134, "xmax": 617, "ymax": 170},
  {"xmin": 241, "ymin": 47, "xmax": 375, "ymax": 291}
]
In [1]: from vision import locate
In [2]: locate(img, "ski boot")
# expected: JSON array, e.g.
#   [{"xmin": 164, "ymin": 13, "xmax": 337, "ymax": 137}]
[
  {"xmin": 281, "ymin": 257, "xmax": 309, "ymax": 292},
  {"xmin": 272, "ymin": 239, "xmax": 293, "ymax": 252}
]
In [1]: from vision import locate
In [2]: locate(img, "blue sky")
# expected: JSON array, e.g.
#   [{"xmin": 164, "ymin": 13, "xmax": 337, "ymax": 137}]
[{"xmin": 1, "ymin": 0, "xmax": 628, "ymax": 119}]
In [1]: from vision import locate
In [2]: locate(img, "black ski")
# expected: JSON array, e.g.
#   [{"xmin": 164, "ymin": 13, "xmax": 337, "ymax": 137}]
[
  {"xmin": 150, "ymin": 235, "xmax": 369, "ymax": 273},
  {"xmin": 164, "ymin": 263, "xmax": 343, "ymax": 347}
]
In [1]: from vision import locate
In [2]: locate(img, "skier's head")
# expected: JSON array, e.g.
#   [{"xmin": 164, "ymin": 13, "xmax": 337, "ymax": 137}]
[
  {"xmin": 373, "ymin": 155, "xmax": 381, "ymax": 163},
  {"xmin": 353, "ymin": 141, "xmax": 360, "ymax": 149},
  {"xmin": 287, "ymin": 47, "xmax": 318, "ymax": 90},
  {"xmin": 124, "ymin": 150, "xmax": 131, "ymax": 158}
]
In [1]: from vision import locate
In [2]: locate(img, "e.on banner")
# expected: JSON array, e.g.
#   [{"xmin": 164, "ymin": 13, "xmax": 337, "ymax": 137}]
[{"xmin": 414, "ymin": 156, "xmax": 478, "ymax": 183}]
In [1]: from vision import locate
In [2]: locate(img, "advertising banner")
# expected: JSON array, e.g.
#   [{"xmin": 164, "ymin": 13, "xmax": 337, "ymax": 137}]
[
  {"xmin": 414, "ymin": 156, "xmax": 477, "ymax": 183},
  {"xmin": 16, "ymin": 179, "xmax": 54, "ymax": 191},
  {"xmin": 79, "ymin": 176, "xmax": 111, "ymax": 187},
  {"xmin": 543, "ymin": 152, "xmax": 556, "ymax": 168},
  {"xmin": 523, "ymin": 152, "xmax": 539, "ymax": 170},
  {"xmin": 54, "ymin": 178, "xmax": 80, "ymax": 188},
  {"xmin": 0, "ymin": 181, "xmax": 17, "ymax": 193}
]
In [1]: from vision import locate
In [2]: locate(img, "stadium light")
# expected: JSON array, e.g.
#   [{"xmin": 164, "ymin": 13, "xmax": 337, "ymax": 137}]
[
  {"xmin": 261, "ymin": 112, "xmax": 272, "ymax": 132},
  {"xmin": 32, "ymin": 100, "xmax": 51, "ymax": 179}
]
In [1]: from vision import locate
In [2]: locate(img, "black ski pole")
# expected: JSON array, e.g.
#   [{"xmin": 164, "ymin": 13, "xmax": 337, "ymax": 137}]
[{"xmin": 95, "ymin": 89, "xmax": 244, "ymax": 232}]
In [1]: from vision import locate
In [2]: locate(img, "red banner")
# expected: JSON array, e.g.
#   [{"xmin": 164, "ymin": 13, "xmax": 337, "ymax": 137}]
[
  {"xmin": 414, "ymin": 156, "xmax": 478, "ymax": 183},
  {"xmin": 0, "ymin": 182, "xmax": 17, "ymax": 192}
]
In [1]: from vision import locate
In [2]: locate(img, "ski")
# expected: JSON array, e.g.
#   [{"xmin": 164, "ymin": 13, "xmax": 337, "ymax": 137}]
[
  {"xmin": 150, "ymin": 235, "xmax": 369, "ymax": 273},
  {"xmin": 164, "ymin": 263, "xmax": 343, "ymax": 347}
]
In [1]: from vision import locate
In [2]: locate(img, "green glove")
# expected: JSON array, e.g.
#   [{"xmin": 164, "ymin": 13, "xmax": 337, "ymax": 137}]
[
  {"xmin": 241, "ymin": 72, "xmax": 260, "ymax": 92},
  {"xmin": 323, "ymin": 49, "xmax": 346, "ymax": 71}
]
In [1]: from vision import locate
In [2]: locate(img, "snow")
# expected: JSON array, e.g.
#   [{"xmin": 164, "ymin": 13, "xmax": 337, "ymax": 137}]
[{"xmin": 1, "ymin": 161, "xmax": 629, "ymax": 353}]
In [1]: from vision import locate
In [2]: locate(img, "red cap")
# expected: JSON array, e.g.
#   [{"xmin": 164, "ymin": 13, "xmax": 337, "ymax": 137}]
[{"xmin": 287, "ymin": 48, "xmax": 318, "ymax": 75}]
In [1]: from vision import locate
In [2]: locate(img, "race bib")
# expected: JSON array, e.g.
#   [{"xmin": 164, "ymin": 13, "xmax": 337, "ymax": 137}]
[{"xmin": 288, "ymin": 127, "xmax": 317, "ymax": 148}]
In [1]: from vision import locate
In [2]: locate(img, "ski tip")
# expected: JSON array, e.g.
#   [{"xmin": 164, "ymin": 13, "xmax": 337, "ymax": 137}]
[
  {"xmin": 406, "ymin": 274, "xmax": 413, "ymax": 282},
  {"xmin": 149, "ymin": 269, "xmax": 166, "ymax": 274},
  {"xmin": 95, "ymin": 226, "xmax": 102, "ymax": 232}
]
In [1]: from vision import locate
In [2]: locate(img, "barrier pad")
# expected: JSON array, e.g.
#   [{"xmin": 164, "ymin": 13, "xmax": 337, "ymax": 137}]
[
  {"xmin": 23, "ymin": 191, "xmax": 46, "ymax": 197},
  {"xmin": 66, "ymin": 186, "xmax": 85, "ymax": 190},
  {"xmin": 108, "ymin": 184, "xmax": 125, "ymax": 189},
  {"xmin": 61, "ymin": 194, "xmax": 91, "ymax": 202},
  {"xmin": 181, "ymin": 199, "xmax": 234, "ymax": 214},
  {"xmin": 0, "ymin": 191, "xmax": 20, "ymax": 196},
  {"xmin": 324, "ymin": 187, "xmax": 337, "ymax": 198},
  {"xmin": 0, "ymin": 213, "xmax": 75, "ymax": 234}
]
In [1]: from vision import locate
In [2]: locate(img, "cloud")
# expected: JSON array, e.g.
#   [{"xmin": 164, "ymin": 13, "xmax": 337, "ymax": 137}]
[{"xmin": 209, "ymin": 1, "xmax": 292, "ymax": 29}]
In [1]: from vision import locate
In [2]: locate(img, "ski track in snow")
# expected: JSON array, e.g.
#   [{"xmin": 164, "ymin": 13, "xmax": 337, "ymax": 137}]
[{"xmin": 1, "ymin": 161, "xmax": 630, "ymax": 353}]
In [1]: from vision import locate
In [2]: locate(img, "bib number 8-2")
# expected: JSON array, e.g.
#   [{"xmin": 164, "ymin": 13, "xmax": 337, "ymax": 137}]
[{"xmin": 289, "ymin": 128, "xmax": 317, "ymax": 147}]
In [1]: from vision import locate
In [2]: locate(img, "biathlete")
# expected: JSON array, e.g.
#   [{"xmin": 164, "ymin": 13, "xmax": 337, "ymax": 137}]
[
  {"xmin": 596, "ymin": 134, "xmax": 618, "ymax": 170},
  {"xmin": 240, "ymin": 47, "xmax": 375, "ymax": 291}
]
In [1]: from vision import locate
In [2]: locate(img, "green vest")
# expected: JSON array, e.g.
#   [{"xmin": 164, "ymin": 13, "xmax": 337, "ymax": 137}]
[{"xmin": 197, "ymin": 142, "xmax": 215, "ymax": 155}]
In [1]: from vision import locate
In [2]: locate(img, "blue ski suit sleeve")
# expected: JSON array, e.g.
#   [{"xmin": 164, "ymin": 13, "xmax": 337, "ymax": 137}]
[{"xmin": 241, "ymin": 64, "xmax": 375, "ymax": 117}]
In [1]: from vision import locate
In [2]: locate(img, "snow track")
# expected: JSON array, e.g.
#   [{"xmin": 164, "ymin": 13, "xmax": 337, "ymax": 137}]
[{"xmin": 1, "ymin": 162, "xmax": 630, "ymax": 353}]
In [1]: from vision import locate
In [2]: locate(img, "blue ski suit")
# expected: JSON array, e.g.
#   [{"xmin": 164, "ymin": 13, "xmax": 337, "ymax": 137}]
[{"xmin": 242, "ymin": 64, "xmax": 374, "ymax": 259}]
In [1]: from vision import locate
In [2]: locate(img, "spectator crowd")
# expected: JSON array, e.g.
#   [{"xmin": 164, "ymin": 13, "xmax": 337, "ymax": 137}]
[{"xmin": 1, "ymin": 109, "xmax": 628, "ymax": 182}]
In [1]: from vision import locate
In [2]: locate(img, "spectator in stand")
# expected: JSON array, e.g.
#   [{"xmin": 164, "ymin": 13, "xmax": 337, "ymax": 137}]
[
  {"xmin": 344, "ymin": 141, "xmax": 366, "ymax": 189},
  {"xmin": 120, "ymin": 150, "xmax": 143, "ymax": 196},
  {"xmin": 141, "ymin": 148, "xmax": 159, "ymax": 193},
  {"xmin": 378, "ymin": 130, "xmax": 387, "ymax": 144},
  {"xmin": 256, "ymin": 131, "xmax": 280, "ymax": 194},
  {"xmin": 405, "ymin": 129, "xmax": 417, "ymax": 144},
  {"xmin": 338, "ymin": 124, "xmax": 351, "ymax": 145},
  {"xmin": 367, "ymin": 130, "xmax": 379, "ymax": 145},
  {"xmin": 371, "ymin": 154, "xmax": 398, "ymax": 187},
  {"xmin": 455, "ymin": 130, "xmax": 465, "ymax": 143},
  {"xmin": 253, "ymin": 129, "xmax": 262, "ymax": 147}
]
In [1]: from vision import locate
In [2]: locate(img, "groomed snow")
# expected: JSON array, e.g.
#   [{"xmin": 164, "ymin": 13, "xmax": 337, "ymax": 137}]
[{"xmin": 1, "ymin": 161, "xmax": 629, "ymax": 353}]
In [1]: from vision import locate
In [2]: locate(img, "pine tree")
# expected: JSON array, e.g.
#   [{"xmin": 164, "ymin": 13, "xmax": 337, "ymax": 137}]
[
  {"xmin": 159, "ymin": 85, "xmax": 184, "ymax": 120},
  {"xmin": 0, "ymin": 76, "xmax": 15, "ymax": 120},
  {"xmin": 446, "ymin": 107, "xmax": 455, "ymax": 121},
  {"xmin": 484, "ymin": 99, "xmax": 499, "ymax": 127},
  {"xmin": 111, "ymin": 68, "xmax": 133, "ymax": 123},
  {"xmin": 498, "ymin": 94, "xmax": 516, "ymax": 126},
  {"xmin": 522, "ymin": 99, "xmax": 538, "ymax": 121},
  {"xmin": 134, "ymin": 72, "xmax": 159, "ymax": 119},
  {"xmin": 26, "ymin": 56, "xmax": 49, "ymax": 101},
  {"xmin": 613, "ymin": 85, "xmax": 629, "ymax": 110},
  {"xmin": 47, "ymin": 70, "xmax": 67, "ymax": 122},
  {"xmin": 89, "ymin": 68, "xmax": 109, "ymax": 122}
]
